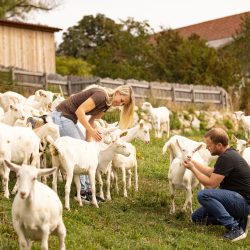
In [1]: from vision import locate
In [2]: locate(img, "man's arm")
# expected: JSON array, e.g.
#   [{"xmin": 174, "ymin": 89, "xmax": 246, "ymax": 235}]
[
  {"xmin": 191, "ymin": 160, "xmax": 213, "ymax": 176},
  {"xmin": 184, "ymin": 160, "xmax": 224, "ymax": 188}
]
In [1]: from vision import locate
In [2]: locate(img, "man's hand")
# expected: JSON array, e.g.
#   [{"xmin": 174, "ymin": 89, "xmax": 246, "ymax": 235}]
[{"xmin": 183, "ymin": 160, "xmax": 194, "ymax": 170}]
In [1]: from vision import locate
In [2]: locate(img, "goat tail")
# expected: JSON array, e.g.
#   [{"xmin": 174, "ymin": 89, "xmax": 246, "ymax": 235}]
[{"xmin": 162, "ymin": 140, "xmax": 175, "ymax": 163}]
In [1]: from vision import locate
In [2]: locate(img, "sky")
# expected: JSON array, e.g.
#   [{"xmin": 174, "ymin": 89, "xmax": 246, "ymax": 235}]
[{"xmin": 30, "ymin": 0, "xmax": 250, "ymax": 45}]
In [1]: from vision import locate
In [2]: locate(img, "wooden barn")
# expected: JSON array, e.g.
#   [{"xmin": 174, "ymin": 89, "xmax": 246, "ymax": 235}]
[{"xmin": 0, "ymin": 19, "xmax": 61, "ymax": 73}]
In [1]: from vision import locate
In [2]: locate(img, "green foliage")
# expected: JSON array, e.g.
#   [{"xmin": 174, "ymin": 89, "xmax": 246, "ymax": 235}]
[
  {"xmin": 57, "ymin": 14, "xmax": 122, "ymax": 59},
  {"xmin": 0, "ymin": 71, "xmax": 12, "ymax": 85},
  {"xmin": 102, "ymin": 109, "xmax": 120, "ymax": 123},
  {"xmin": 56, "ymin": 56, "xmax": 94, "ymax": 76},
  {"xmin": 58, "ymin": 14, "xmax": 153, "ymax": 80},
  {"xmin": 149, "ymin": 30, "xmax": 240, "ymax": 88},
  {"xmin": 0, "ymin": 0, "xmax": 60, "ymax": 19},
  {"xmin": 219, "ymin": 16, "xmax": 250, "ymax": 110},
  {"xmin": 223, "ymin": 119, "xmax": 234, "ymax": 130},
  {"xmin": 170, "ymin": 112, "xmax": 181, "ymax": 129}
]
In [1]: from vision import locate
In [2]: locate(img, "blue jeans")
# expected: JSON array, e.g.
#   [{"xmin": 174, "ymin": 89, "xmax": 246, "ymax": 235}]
[
  {"xmin": 192, "ymin": 189, "xmax": 250, "ymax": 229},
  {"xmin": 51, "ymin": 110, "xmax": 90, "ymax": 191}
]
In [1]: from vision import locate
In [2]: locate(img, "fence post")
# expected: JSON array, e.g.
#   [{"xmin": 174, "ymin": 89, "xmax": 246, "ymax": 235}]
[
  {"xmin": 190, "ymin": 85, "xmax": 194, "ymax": 103},
  {"xmin": 67, "ymin": 76, "xmax": 72, "ymax": 96},
  {"xmin": 10, "ymin": 67, "xmax": 15, "ymax": 86},
  {"xmin": 171, "ymin": 85, "xmax": 175, "ymax": 102},
  {"xmin": 43, "ymin": 73, "xmax": 48, "ymax": 90}
]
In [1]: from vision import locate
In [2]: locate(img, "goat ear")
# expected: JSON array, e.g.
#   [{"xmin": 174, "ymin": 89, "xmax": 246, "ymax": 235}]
[
  {"xmin": 194, "ymin": 144, "xmax": 203, "ymax": 153},
  {"xmin": 38, "ymin": 167, "xmax": 56, "ymax": 177},
  {"xmin": 139, "ymin": 119, "xmax": 144, "ymax": 128},
  {"xmin": 4, "ymin": 160, "xmax": 20, "ymax": 172},
  {"xmin": 176, "ymin": 139, "xmax": 182, "ymax": 150},
  {"xmin": 36, "ymin": 90, "xmax": 42, "ymax": 97},
  {"xmin": 120, "ymin": 131, "xmax": 128, "ymax": 138}
]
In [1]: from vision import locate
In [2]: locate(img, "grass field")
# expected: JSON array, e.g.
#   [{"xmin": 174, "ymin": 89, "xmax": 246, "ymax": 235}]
[{"xmin": 0, "ymin": 131, "xmax": 250, "ymax": 250}]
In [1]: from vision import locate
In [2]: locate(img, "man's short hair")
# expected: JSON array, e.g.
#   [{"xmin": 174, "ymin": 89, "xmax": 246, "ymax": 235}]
[{"xmin": 204, "ymin": 128, "xmax": 229, "ymax": 146}]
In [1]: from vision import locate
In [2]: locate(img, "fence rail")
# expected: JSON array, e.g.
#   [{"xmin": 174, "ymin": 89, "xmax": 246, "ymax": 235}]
[{"xmin": 0, "ymin": 66, "xmax": 229, "ymax": 108}]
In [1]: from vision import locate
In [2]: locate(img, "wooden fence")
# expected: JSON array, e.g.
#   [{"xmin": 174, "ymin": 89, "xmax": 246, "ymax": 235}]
[{"xmin": 0, "ymin": 66, "xmax": 229, "ymax": 108}]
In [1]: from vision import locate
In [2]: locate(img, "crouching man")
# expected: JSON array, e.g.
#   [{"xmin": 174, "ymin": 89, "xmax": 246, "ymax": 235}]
[{"xmin": 184, "ymin": 128, "xmax": 250, "ymax": 242}]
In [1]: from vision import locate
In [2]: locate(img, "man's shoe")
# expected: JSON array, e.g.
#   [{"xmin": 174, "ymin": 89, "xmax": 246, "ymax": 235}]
[
  {"xmin": 238, "ymin": 214, "xmax": 250, "ymax": 235},
  {"xmin": 223, "ymin": 225, "xmax": 246, "ymax": 242}
]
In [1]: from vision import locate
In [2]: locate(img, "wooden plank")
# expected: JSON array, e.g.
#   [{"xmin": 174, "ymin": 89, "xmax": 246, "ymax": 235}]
[
  {"xmin": 15, "ymin": 82, "xmax": 43, "ymax": 88},
  {"xmin": 194, "ymin": 99, "xmax": 221, "ymax": 104},
  {"xmin": 100, "ymin": 79, "xmax": 122, "ymax": 85},
  {"xmin": 151, "ymin": 85, "xmax": 172, "ymax": 91},
  {"xmin": 14, "ymin": 70, "xmax": 44, "ymax": 76},
  {"xmin": 48, "ymin": 79, "xmax": 68, "ymax": 85},
  {"xmin": 130, "ymin": 83, "xmax": 149, "ymax": 89},
  {"xmin": 193, "ymin": 89, "xmax": 221, "ymax": 94}
]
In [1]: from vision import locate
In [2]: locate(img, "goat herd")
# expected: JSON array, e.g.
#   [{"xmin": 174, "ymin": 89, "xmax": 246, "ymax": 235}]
[{"xmin": 0, "ymin": 89, "xmax": 249, "ymax": 249}]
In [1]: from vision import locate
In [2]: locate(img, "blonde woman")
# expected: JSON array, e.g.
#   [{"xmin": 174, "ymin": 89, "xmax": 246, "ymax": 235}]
[{"xmin": 51, "ymin": 84, "xmax": 135, "ymax": 202}]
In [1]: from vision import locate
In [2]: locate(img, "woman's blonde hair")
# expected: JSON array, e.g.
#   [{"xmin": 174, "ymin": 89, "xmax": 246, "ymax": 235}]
[{"xmin": 84, "ymin": 84, "xmax": 135, "ymax": 129}]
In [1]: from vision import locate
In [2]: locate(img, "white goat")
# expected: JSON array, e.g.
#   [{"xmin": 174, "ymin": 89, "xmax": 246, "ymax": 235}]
[
  {"xmin": 112, "ymin": 142, "xmax": 138, "ymax": 197},
  {"xmin": 162, "ymin": 135, "xmax": 215, "ymax": 165},
  {"xmin": 48, "ymin": 127, "xmax": 118, "ymax": 210},
  {"xmin": 0, "ymin": 123, "xmax": 41, "ymax": 198},
  {"xmin": 94, "ymin": 119, "xmax": 150, "ymax": 200},
  {"xmin": 0, "ymin": 91, "xmax": 26, "ymax": 112},
  {"xmin": 141, "ymin": 102, "xmax": 170, "ymax": 138},
  {"xmin": 110, "ymin": 120, "xmax": 150, "ymax": 198},
  {"xmin": 234, "ymin": 111, "xmax": 250, "ymax": 139},
  {"xmin": 165, "ymin": 139, "xmax": 204, "ymax": 214},
  {"xmin": 1, "ymin": 103, "xmax": 26, "ymax": 126},
  {"xmin": 232, "ymin": 135, "xmax": 250, "ymax": 166},
  {"xmin": 5, "ymin": 160, "xmax": 66, "ymax": 250},
  {"xmin": 96, "ymin": 135, "xmax": 131, "ymax": 201}
]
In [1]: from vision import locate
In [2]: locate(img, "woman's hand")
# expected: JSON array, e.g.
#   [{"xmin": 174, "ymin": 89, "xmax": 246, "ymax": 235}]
[
  {"xmin": 89, "ymin": 128, "xmax": 102, "ymax": 141},
  {"xmin": 183, "ymin": 160, "xmax": 194, "ymax": 170}
]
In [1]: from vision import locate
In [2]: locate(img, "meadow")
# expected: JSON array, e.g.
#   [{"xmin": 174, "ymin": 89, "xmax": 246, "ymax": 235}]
[{"xmin": 0, "ymin": 130, "xmax": 250, "ymax": 250}]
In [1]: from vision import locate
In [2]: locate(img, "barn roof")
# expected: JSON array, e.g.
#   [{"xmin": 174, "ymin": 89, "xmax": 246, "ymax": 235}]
[{"xmin": 0, "ymin": 19, "xmax": 62, "ymax": 33}]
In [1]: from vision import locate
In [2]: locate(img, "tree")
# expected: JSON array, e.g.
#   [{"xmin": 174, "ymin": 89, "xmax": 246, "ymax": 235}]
[
  {"xmin": 148, "ymin": 30, "xmax": 240, "ymax": 88},
  {"xmin": 56, "ymin": 56, "xmax": 94, "ymax": 76},
  {"xmin": 57, "ymin": 14, "xmax": 122, "ymax": 59},
  {"xmin": 0, "ymin": 0, "xmax": 61, "ymax": 20},
  {"xmin": 219, "ymin": 15, "xmax": 250, "ymax": 111},
  {"xmin": 87, "ymin": 18, "xmax": 153, "ymax": 80}
]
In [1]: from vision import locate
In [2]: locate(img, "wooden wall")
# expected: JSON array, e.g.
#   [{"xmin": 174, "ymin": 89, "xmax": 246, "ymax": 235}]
[{"xmin": 0, "ymin": 25, "xmax": 56, "ymax": 73}]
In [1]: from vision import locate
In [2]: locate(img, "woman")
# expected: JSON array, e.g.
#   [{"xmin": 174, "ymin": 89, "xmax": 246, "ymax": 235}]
[{"xmin": 51, "ymin": 84, "xmax": 135, "ymax": 202}]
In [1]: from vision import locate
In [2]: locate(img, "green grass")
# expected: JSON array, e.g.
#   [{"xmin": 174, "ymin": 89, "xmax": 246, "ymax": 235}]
[{"xmin": 1, "ymin": 132, "xmax": 250, "ymax": 250}]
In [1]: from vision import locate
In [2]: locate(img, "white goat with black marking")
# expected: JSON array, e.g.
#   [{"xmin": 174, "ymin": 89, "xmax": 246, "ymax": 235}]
[{"xmin": 4, "ymin": 160, "xmax": 66, "ymax": 250}]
